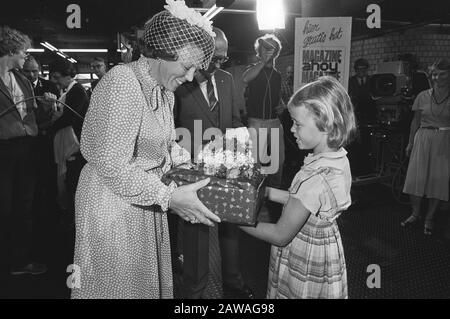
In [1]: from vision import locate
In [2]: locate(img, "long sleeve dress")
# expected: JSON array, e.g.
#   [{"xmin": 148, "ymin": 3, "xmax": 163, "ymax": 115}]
[{"xmin": 71, "ymin": 57, "xmax": 190, "ymax": 299}]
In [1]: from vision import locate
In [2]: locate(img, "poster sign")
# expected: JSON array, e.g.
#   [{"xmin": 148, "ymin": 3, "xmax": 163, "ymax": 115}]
[{"xmin": 294, "ymin": 17, "xmax": 352, "ymax": 91}]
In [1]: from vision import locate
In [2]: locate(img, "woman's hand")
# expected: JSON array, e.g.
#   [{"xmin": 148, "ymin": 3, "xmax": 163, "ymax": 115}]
[
  {"xmin": 405, "ymin": 143, "xmax": 413, "ymax": 157},
  {"xmin": 169, "ymin": 178, "xmax": 221, "ymax": 227},
  {"xmin": 51, "ymin": 102, "xmax": 64, "ymax": 122},
  {"xmin": 38, "ymin": 92, "xmax": 57, "ymax": 112}
]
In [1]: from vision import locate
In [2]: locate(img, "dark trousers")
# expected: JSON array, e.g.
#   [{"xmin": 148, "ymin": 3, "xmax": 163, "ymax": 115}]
[
  {"xmin": 347, "ymin": 127, "xmax": 374, "ymax": 176},
  {"xmin": 0, "ymin": 137, "xmax": 37, "ymax": 267},
  {"xmin": 177, "ymin": 220, "xmax": 244, "ymax": 299},
  {"xmin": 31, "ymin": 134, "xmax": 58, "ymax": 262}
]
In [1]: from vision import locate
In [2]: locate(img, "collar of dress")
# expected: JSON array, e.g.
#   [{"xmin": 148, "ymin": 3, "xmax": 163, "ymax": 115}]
[
  {"xmin": 303, "ymin": 148, "xmax": 347, "ymax": 166},
  {"xmin": 131, "ymin": 56, "xmax": 167, "ymax": 111}
]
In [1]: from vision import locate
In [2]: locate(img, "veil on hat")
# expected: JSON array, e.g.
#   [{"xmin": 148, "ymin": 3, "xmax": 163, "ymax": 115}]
[{"xmin": 143, "ymin": 0, "xmax": 216, "ymax": 70}]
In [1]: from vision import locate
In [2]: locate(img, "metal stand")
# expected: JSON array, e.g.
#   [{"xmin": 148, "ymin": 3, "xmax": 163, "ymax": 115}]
[{"xmin": 352, "ymin": 125, "xmax": 409, "ymax": 204}]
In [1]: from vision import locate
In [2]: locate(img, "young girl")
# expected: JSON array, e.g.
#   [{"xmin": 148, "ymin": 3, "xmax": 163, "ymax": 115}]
[{"xmin": 240, "ymin": 76, "xmax": 356, "ymax": 299}]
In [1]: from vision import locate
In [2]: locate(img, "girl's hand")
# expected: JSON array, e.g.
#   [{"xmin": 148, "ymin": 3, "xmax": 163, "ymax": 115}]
[{"xmin": 169, "ymin": 178, "xmax": 221, "ymax": 227}]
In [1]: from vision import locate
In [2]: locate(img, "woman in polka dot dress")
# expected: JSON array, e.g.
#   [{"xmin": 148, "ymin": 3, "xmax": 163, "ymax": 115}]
[{"xmin": 71, "ymin": 1, "xmax": 219, "ymax": 299}]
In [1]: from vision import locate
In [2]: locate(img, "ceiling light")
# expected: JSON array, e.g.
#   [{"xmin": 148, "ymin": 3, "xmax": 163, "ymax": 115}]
[
  {"xmin": 60, "ymin": 49, "xmax": 108, "ymax": 53},
  {"xmin": 204, "ymin": 4, "xmax": 224, "ymax": 20},
  {"xmin": 44, "ymin": 42, "xmax": 58, "ymax": 51},
  {"xmin": 27, "ymin": 48, "xmax": 45, "ymax": 53},
  {"xmin": 56, "ymin": 52, "xmax": 66, "ymax": 59},
  {"xmin": 40, "ymin": 42, "xmax": 56, "ymax": 51},
  {"xmin": 208, "ymin": 6, "xmax": 224, "ymax": 19}
]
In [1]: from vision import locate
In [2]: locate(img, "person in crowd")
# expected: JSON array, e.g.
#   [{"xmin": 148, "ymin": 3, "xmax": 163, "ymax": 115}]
[
  {"xmin": 71, "ymin": 0, "xmax": 220, "ymax": 299},
  {"xmin": 401, "ymin": 58, "xmax": 450, "ymax": 236},
  {"xmin": 225, "ymin": 56, "xmax": 247, "ymax": 119},
  {"xmin": 242, "ymin": 34, "xmax": 284, "ymax": 187},
  {"xmin": 280, "ymin": 65, "xmax": 294, "ymax": 106},
  {"xmin": 49, "ymin": 59, "xmax": 89, "ymax": 221},
  {"xmin": 240, "ymin": 76, "xmax": 356, "ymax": 299},
  {"xmin": 173, "ymin": 27, "xmax": 253, "ymax": 299},
  {"xmin": 277, "ymin": 65, "xmax": 308, "ymax": 188},
  {"xmin": 348, "ymin": 58, "xmax": 375, "ymax": 124},
  {"xmin": 347, "ymin": 58, "xmax": 376, "ymax": 176},
  {"xmin": 0, "ymin": 26, "xmax": 52, "ymax": 276},
  {"xmin": 22, "ymin": 55, "xmax": 61, "ymax": 262},
  {"xmin": 90, "ymin": 57, "xmax": 107, "ymax": 92}
]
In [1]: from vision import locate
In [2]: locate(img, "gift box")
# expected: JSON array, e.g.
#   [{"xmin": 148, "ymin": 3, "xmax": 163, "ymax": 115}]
[{"xmin": 162, "ymin": 167, "xmax": 266, "ymax": 226}]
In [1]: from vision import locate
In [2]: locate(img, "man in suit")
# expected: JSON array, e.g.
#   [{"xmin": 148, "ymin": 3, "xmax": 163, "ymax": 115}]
[
  {"xmin": 22, "ymin": 55, "xmax": 61, "ymax": 264},
  {"xmin": 173, "ymin": 27, "xmax": 253, "ymax": 299},
  {"xmin": 348, "ymin": 58, "xmax": 376, "ymax": 176},
  {"xmin": 348, "ymin": 58, "xmax": 376, "ymax": 126}
]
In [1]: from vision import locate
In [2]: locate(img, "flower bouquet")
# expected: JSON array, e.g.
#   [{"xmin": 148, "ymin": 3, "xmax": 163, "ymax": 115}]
[{"xmin": 162, "ymin": 127, "xmax": 266, "ymax": 225}]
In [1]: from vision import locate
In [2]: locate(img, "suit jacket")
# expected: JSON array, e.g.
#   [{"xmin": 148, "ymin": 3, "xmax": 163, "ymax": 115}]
[
  {"xmin": 348, "ymin": 75, "xmax": 376, "ymax": 125},
  {"xmin": 0, "ymin": 69, "xmax": 38, "ymax": 140},
  {"xmin": 52, "ymin": 82, "xmax": 89, "ymax": 141},
  {"xmin": 174, "ymin": 69, "xmax": 243, "ymax": 154}
]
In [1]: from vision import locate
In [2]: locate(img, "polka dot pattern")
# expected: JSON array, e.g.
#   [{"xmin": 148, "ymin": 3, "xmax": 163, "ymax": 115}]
[{"xmin": 71, "ymin": 57, "xmax": 185, "ymax": 299}]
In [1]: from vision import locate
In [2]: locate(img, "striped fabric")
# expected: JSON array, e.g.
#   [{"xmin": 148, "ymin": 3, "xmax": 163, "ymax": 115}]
[
  {"xmin": 267, "ymin": 149, "xmax": 351, "ymax": 299},
  {"xmin": 207, "ymin": 77, "xmax": 217, "ymax": 111}
]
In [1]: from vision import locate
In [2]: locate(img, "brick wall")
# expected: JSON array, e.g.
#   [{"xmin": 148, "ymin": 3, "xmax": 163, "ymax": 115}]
[
  {"xmin": 350, "ymin": 27, "xmax": 450, "ymax": 74},
  {"xmin": 274, "ymin": 25, "xmax": 450, "ymax": 80}
]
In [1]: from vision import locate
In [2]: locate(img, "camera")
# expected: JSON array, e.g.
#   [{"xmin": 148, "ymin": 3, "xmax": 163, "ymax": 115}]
[
  {"xmin": 258, "ymin": 39, "xmax": 276, "ymax": 51},
  {"xmin": 369, "ymin": 61, "xmax": 412, "ymax": 126}
]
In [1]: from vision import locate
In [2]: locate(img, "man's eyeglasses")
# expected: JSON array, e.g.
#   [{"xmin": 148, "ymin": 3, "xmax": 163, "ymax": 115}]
[{"xmin": 211, "ymin": 56, "xmax": 229, "ymax": 64}]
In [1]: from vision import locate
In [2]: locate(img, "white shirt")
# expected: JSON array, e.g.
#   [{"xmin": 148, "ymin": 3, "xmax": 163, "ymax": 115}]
[
  {"xmin": 9, "ymin": 73, "xmax": 27, "ymax": 119},
  {"xmin": 199, "ymin": 74, "xmax": 218, "ymax": 105},
  {"xmin": 59, "ymin": 80, "xmax": 77, "ymax": 105}
]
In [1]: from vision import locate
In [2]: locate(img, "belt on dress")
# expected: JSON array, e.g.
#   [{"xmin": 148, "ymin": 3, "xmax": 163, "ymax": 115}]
[{"xmin": 420, "ymin": 126, "xmax": 450, "ymax": 131}]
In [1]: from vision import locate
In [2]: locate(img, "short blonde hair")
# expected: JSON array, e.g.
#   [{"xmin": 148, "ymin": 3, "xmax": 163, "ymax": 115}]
[
  {"xmin": 288, "ymin": 76, "xmax": 357, "ymax": 149},
  {"xmin": 0, "ymin": 26, "xmax": 31, "ymax": 57}
]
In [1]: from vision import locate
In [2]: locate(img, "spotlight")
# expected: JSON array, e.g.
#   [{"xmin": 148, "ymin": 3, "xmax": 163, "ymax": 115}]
[{"xmin": 256, "ymin": 0, "xmax": 285, "ymax": 30}]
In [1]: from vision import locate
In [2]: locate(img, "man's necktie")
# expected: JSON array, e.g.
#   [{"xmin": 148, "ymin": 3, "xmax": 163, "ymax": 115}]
[{"xmin": 207, "ymin": 77, "xmax": 218, "ymax": 111}]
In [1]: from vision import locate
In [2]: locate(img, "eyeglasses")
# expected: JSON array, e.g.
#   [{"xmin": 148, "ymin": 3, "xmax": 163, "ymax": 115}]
[
  {"xmin": 91, "ymin": 64, "xmax": 105, "ymax": 69},
  {"xmin": 211, "ymin": 55, "xmax": 229, "ymax": 64}
]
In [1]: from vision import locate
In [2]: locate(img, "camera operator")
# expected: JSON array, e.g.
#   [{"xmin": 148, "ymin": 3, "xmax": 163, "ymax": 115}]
[{"xmin": 242, "ymin": 34, "xmax": 284, "ymax": 187}]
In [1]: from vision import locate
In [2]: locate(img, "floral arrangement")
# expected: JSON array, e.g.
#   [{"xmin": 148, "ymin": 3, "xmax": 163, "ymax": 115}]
[
  {"xmin": 164, "ymin": 0, "xmax": 216, "ymax": 37},
  {"xmin": 196, "ymin": 127, "xmax": 261, "ymax": 179}
]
